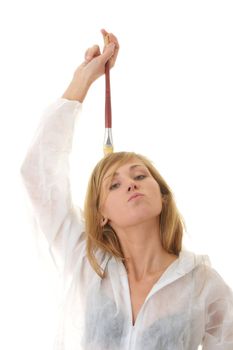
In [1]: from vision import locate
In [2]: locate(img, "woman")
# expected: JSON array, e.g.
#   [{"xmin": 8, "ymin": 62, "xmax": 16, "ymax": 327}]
[{"xmin": 20, "ymin": 29, "xmax": 233, "ymax": 350}]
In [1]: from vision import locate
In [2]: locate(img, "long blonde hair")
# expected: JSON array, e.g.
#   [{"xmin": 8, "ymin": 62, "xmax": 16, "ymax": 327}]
[{"xmin": 84, "ymin": 152, "xmax": 186, "ymax": 278}]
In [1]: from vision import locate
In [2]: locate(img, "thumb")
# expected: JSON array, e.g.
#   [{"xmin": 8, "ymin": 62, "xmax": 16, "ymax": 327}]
[{"xmin": 102, "ymin": 43, "xmax": 116, "ymax": 64}]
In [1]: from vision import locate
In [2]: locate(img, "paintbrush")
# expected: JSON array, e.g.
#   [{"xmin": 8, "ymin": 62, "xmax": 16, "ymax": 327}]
[{"xmin": 103, "ymin": 34, "xmax": 114, "ymax": 155}]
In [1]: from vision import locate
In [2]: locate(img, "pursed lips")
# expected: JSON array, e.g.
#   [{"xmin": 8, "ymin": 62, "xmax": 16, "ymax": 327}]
[{"xmin": 128, "ymin": 193, "xmax": 144, "ymax": 201}]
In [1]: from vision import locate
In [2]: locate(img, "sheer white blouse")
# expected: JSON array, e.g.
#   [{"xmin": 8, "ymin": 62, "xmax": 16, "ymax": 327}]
[{"xmin": 20, "ymin": 98, "xmax": 233, "ymax": 350}]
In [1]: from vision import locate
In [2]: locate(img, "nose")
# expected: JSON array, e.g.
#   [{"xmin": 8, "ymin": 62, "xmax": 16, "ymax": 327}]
[{"xmin": 127, "ymin": 182, "xmax": 138, "ymax": 192}]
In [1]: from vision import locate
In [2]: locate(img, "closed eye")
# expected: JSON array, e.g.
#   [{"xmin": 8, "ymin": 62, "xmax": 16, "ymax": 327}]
[
  {"xmin": 109, "ymin": 175, "xmax": 147, "ymax": 190},
  {"xmin": 109, "ymin": 183, "xmax": 120, "ymax": 190},
  {"xmin": 136, "ymin": 175, "xmax": 146, "ymax": 180}
]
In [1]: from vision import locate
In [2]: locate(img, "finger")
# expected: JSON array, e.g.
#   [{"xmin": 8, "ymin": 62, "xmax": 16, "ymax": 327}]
[
  {"xmin": 100, "ymin": 28, "xmax": 109, "ymax": 38},
  {"xmin": 107, "ymin": 33, "xmax": 120, "ymax": 50},
  {"xmin": 101, "ymin": 31, "xmax": 119, "ymax": 50},
  {"xmin": 105, "ymin": 34, "xmax": 119, "ymax": 68},
  {"xmin": 101, "ymin": 43, "xmax": 116, "ymax": 65},
  {"xmin": 100, "ymin": 31, "xmax": 120, "ymax": 67},
  {"xmin": 85, "ymin": 45, "xmax": 100, "ymax": 60},
  {"xmin": 85, "ymin": 45, "xmax": 101, "ymax": 61},
  {"xmin": 101, "ymin": 29, "xmax": 111, "ymax": 48}
]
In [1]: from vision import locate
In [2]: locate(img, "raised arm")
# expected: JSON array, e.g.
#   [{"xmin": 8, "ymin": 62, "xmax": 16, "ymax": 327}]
[{"xmin": 20, "ymin": 29, "xmax": 119, "ymax": 277}]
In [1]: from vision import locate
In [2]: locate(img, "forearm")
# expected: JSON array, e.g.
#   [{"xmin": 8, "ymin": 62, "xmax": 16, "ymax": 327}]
[
  {"xmin": 62, "ymin": 74, "xmax": 91, "ymax": 103},
  {"xmin": 20, "ymin": 99, "xmax": 81, "ymax": 247}
]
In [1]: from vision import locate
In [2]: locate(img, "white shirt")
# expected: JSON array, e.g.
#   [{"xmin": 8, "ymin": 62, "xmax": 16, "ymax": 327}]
[{"xmin": 20, "ymin": 98, "xmax": 233, "ymax": 350}]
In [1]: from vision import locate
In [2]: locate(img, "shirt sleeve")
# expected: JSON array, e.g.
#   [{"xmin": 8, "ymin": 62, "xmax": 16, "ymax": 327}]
[
  {"xmin": 20, "ymin": 97, "xmax": 86, "ymax": 278},
  {"xmin": 202, "ymin": 269, "xmax": 233, "ymax": 349}
]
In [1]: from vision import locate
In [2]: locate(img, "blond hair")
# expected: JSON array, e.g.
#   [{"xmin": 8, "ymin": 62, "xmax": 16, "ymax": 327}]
[{"xmin": 84, "ymin": 152, "xmax": 186, "ymax": 278}]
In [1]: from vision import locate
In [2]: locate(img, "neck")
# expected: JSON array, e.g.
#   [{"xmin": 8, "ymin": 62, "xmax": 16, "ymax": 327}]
[{"xmin": 112, "ymin": 217, "xmax": 177, "ymax": 281}]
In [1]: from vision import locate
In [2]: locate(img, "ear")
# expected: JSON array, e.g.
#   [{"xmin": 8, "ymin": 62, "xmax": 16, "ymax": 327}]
[{"xmin": 100, "ymin": 217, "xmax": 108, "ymax": 227}]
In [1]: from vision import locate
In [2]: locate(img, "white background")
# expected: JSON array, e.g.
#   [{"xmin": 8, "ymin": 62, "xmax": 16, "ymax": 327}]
[{"xmin": 0, "ymin": 0, "xmax": 232, "ymax": 349}]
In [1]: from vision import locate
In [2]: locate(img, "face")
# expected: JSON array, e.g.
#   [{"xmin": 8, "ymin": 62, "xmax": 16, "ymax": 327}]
[{"xmin": 100, "ymin": 158, "xmax": 163, "ymax": 229}]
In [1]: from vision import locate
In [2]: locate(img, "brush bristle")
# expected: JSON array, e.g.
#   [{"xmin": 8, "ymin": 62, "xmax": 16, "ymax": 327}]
[{"xmin": 103, "ymin": 145, "xmax": 114, "ymax": 156}]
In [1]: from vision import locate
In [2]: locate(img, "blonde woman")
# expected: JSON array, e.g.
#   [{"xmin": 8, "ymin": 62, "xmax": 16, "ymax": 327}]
[{"xmin": 20, "ymin": 29, "xmax": 233, "ymax": 350}]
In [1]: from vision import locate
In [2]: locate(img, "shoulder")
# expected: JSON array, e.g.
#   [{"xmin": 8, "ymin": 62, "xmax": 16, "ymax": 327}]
[
  {"xmin": 205, "ymin": 267, "xmax": 233, "ymax": 300},
  {"xmin": 179, "ymin": 250, "xmax": 233, "ymax": 300},
  {"xmin": 192, "ymin": 256, "xmax": 233, "ymax": 303}
]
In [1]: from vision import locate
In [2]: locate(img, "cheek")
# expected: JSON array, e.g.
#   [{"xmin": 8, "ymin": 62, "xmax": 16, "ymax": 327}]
[
  {"xmin": 102, "ymin": 192, "xmax": 126, "ymax": 219},
  {"xmin": 147, "ymin": 182, "xmax": 163, "ymax": 206},
  {"xmin": 106, "ymin": 192, "xmax": 121, "ymax": 209}
]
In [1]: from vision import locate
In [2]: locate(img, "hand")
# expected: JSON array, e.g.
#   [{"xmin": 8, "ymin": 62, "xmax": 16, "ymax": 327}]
[
  {"xmin": 62, "ymin": 29, "xmax": 119, "ymax": 102},
  {"xmin": 76, "ymin": 29, "xmax": 119, "ymax": 85}
]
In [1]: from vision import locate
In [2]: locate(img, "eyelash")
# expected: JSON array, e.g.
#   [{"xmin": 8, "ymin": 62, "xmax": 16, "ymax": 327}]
[{"xmin": 109, "ymin": 175, "xmax": 147, "ymax": 190}]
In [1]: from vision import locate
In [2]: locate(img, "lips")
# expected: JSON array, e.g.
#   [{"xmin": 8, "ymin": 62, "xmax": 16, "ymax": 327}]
[{"xmin": 128, "ymin": 193, "xmax": 144, "ymax": 201}]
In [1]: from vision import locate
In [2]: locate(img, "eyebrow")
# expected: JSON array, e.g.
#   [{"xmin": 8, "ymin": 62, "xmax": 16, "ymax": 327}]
[{"xmin": 103, "ymin": 164, "xmax": 147, "ymax": 182}]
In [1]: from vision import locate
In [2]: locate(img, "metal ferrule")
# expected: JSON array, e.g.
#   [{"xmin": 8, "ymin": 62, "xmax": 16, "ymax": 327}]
[{"xmin": 104, "ymin": 128, "xmax": 113, "ymax": 147}]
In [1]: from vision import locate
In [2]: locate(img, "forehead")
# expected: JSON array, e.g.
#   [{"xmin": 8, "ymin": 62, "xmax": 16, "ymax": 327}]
[{"xmin": 104, "ymin": 159, "xmax": 147, "ymax": 180}]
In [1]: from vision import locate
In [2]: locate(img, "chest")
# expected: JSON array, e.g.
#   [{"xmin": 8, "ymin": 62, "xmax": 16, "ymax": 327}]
[
  {"xmin": 82, "ymin": 269, "xmax": 203, "ymax": 349},
  {"xmin": 128, "ymin": 275, "xmax": 162, "ymax": 326}
]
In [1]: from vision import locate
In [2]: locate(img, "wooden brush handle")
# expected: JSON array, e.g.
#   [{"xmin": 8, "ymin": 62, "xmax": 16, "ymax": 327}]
[{"xmin": 104, "ymin": 35, "xmax": 112, "ymax": 128}]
